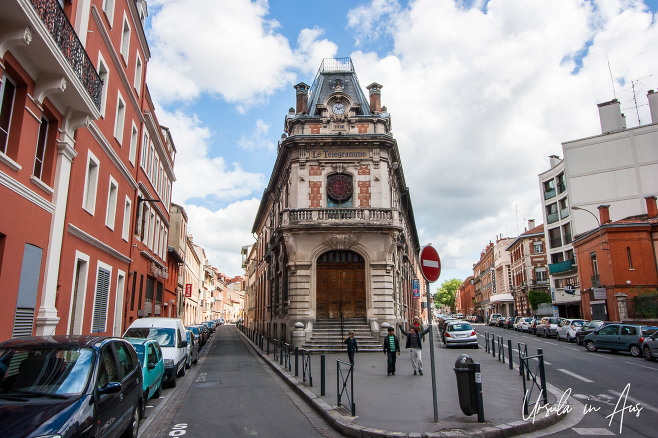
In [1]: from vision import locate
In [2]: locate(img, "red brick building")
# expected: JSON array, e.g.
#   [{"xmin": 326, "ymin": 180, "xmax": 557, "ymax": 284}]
[
  {"xmin": 455, "ymin": 276, "xmax": 475, "ymax": 316},
  {"xmin": 506, "ymin": 221, "xmax": 548, "ymax": 316},
  {"xmin": 574, "ymin": 197, "xmax": 658, "ymax": 322}
]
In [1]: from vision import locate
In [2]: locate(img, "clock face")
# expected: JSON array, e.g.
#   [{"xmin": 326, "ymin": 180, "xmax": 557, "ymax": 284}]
[
  {"xmin": 332, "ymin": 102, "xmax": 345, "ymax": 115},
  {"xmin": 327, "ymin": 174, "xmax": 353, "ymax": 202}
]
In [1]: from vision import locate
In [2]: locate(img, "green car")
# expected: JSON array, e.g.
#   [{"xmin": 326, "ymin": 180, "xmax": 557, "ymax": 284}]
[
  {"xmin": 584, "ymin": 324, "xmax": 657, "ymax": 357},
  {"xmin": 125, "ymin": 338, "xmax": 165, "ymax": 402}
]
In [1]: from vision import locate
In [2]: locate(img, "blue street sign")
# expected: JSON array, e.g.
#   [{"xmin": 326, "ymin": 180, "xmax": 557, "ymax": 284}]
[{"xmin": 413, "ymin": 279, "xmax": 420, "ymax": 299}]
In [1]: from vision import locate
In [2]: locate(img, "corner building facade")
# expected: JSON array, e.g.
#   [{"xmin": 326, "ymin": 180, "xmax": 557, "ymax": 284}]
[{"xmin": 250, "ymin": 58, "xmax": 423, "ymax": 344}]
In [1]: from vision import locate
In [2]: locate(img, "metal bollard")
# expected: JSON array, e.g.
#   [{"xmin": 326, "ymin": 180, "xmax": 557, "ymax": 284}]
[
  {"xmin": 267, "ymin": 338, "xmax": 270, "ymax": 355},
  {"xmin": 491, "ymin": 334, "xmax": 496, "ymax": 357},
  {"xmin": 538, "ymin": 348, "xmax": 548, "ymax": 404},
  {"xmin": 474, "ymin": 363, "xmax": 484, "ymax": 423},
  {"xmin": 508, "ymin": 339, "xmax": 513, "ymax": 369},
  {"xmin": 321, "ymin": 354, "xmax": 326, "ymax": 396},
  {"xmin": 499, "ymin": 337, "xmax": 504, "ymax": 363},
  {"xmin": 295, "ymin": 347, "xmax": 299, "ymax": 376},
  {"xmin": 280, "ymin": 342, "xmax": 284, "ymax": 365}
]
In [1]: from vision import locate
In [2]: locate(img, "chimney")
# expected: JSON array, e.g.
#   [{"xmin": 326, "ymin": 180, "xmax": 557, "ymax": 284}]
[
  {"xmin": 549, "ymin": 155, "xmax": 561, "ymax": 169},
  {"xmin": 597, "ymin": 99, "xmax": 624, "ymax": 134},
  {"xmin": 598, "ymin": 204, "xmax": 611, "ymax": 224},
  {"xmin": 528, "ymin": 219, "xmax": 535, "ymax": 230},
  {"xmin": 646, "ymin": 195, "xmax": 657, "ymax": 218},
  {"xmin": 366, "ymin": 82, "xmax": 383, "ymax": 113},
  {"xmin": 294, "ymin": 82, "xmax": 309, "ymax": 115},
  {"xmin": 648, "ymin": 90, "xmax": 658, "ymax": 124}
]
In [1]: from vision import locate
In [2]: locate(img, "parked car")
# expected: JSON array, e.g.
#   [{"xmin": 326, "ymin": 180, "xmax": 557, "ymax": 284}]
[
  {"xmin": 203, "ymin": 321, "xmax": 214, "ymax": 335},
  {"xmin": 504, "ymin": 316, "xmax": 515, "ymax": 329},
  {"xmin": 575, "ymin": 320, "xmax": 606, "ymax": 345},
  {"xmin": 584, "ymin": 324, "xmax": 657, "ymax": 357},
  {"xmin": 124, "ymin": 338, "xmax": 165, "ymax": 406},
  {"xmin": 0, "ymin": 335, "xmax": 142, "ymax": 438},
  {"xmin": 185, "ymin": 330, "xmax": 200, "ymax": 368},
  {"xmin": 515, "ymin": 317, "xmax": 534, "ymax": 332},
  {"xmin": 642, "ymin": 331, "xmax": 658, "ymax": 361},
  {"xmin": 443, "ymin": 321, "xmax": 478, "ymax": 348},
  {"xmin": 556, "ymin": 319, "xmax": 587, "ymax": 342},
  {"xmin": 496, "ymin": 317, "xmax": 508, "ymax": 328},
  {"xmin": 187, "ymin": 325, "xmax": 205, "ymax": 347},
  {"xmin": 536, "ymin": 317, "xmax": 563, "ymax": 338},
  {"xmin": 512, "ymin": 316, "xmax": 524, "ymax": 330},
  {"xmin": 529, "ymin": 318, "xmax": 539, "ymax": 335},
  {"xmin": 489, "ymin": 314, "xmax": 502, "ymax": 326},
  {"xmin": 124, "ymin": 317, "xmax": 188, "ymax": 388}
]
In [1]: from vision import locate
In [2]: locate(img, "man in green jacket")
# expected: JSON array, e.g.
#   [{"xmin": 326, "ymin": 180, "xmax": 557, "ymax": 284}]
[{"xmin": 382, "ymin": 326, "xmax": 400, "ymax": 376}]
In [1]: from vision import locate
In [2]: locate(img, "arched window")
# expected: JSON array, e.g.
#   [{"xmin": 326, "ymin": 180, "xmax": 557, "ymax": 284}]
[{"xmin": 326, "ymin": 173, "xmax": 353, "ymax": 208}]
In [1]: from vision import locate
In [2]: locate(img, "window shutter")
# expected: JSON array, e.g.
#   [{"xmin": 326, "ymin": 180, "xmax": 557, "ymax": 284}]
[{"xmin": 92, "ymin": 267, "xmax": 111, "ymax": 333}]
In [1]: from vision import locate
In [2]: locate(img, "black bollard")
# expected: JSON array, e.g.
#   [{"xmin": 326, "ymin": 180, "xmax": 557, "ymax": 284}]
[
  {"xmin": 321, "ymin": 354, "xmax": 326, "ymax": 396},
  {"xmin": 508, "ymin": 339, "xmax": 513, "ymax": 369},
  {"xmin": 295, "ymin": 347, "xmax": 299, "ymax": 376}
]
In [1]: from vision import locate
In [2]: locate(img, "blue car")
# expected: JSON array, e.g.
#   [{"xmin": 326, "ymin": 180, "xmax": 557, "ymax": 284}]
[{"xmin": 125, "ymin": 338, "xmax": 165, "ymax": 404}]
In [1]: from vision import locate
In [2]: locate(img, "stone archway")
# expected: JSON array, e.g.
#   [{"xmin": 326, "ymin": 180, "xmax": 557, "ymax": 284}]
[{"xmin": 316, "ymin": 250, "xmax": 366, "ymax": 319}]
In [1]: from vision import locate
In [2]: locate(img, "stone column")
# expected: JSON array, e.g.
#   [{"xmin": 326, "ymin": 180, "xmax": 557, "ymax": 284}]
[{"xmin": 615, "ymin": 293, "xmax": 628, "ymax": 322}]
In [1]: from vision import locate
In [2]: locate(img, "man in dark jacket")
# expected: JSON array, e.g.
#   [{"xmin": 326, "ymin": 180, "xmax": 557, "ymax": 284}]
[
  {"xmin": 382, "ymin": 326, "xmax": 400, "ymax": 376},
  {"xmin": 399, "ymin": 323, "xmax": 431, "ymax": 375},
  {"xmin": 344, "ymin": 331, "xmax": 358, "ymax": 365}
]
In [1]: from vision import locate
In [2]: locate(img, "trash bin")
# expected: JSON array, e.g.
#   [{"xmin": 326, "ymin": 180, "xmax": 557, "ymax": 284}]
[{"xmin": 453, "ymin": 354, "xmax": 478, "ymax": 416}]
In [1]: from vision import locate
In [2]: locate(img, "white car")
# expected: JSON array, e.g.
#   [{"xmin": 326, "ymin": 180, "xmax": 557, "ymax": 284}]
[
  {"xmin": 515, "ymin": 317, "xmax": 533, "ymax": 332},
  {"xmin": 556, "ymin": 319, "xmax": 587, "ymax": 342},
  {"xmin": 443, "ymin": 321, "xmax": 478, "ymax": 348}
]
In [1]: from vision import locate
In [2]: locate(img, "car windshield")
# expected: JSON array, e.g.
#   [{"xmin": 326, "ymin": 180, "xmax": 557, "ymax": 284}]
[
  {"xmin": 572, "ymin": 321, "xmax": 586, "ymax": 327},
  {"xmin": 0, "ymin": 346, "xmax": 94, "ymax": 396},
  {"xmin": 186, "ymin": 326, "xmax": 200, "ymax": 335},
  {"xmin": 124, "ymin": 327, "xmax": 176, "ymax": 347},
  {"xmin": 548, "ymin": 318, "xmax": 560, "ymax": 324},
  {"xmin": 642, "ymin": 327, "xmax": 657, "ymax": 336},
  {"xmin": 447, "ymin": 324, "xmax": 473, "ymax": 332},
  {"xmin": 131, "ymin": 343, "xmax": 145, "ymax": 365}
]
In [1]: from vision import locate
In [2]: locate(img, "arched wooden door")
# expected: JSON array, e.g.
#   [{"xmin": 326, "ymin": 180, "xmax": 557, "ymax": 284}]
[{"xmin": 316, "ymin": 250, "xmax": 366, "ymax": 319}]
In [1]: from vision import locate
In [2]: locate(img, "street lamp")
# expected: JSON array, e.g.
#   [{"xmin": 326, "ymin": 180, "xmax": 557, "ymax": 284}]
[{"xmin": 571, "ymin": 206, "xmax": 606, "ymax": 251}]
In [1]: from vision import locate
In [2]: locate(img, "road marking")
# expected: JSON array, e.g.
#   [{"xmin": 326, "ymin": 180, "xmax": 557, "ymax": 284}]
[
  {"xmin": 623, "ymin": 360, "xmax": 658, "ymax": 371},
  {"xmin": 608, "ymin": 390, "xmax": 658, "ymax": 414},
  {"xmin": 145, "ymin": 405, "xmax": 154, "ymax": 408},
  {"xmin": 591, "ymin": 353, "xmax": 613, "ymax": 360},
  {"xmin": 564, "ymin": 346, "xmax": 580, "ymax": 351},
  {"xmin": 573, "ymin": 427, "xmax": 615, "ymax": 435},
  {"xmin": 557, "ymin": 368, "xmax": 594, "ymax": 383},
  {"xmin": 544, "ymin": 361, "xmax": 552, "ymax": 365}
]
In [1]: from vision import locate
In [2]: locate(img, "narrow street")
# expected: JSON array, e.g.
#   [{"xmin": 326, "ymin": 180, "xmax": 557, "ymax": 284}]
[{"xmin": 140, "ymin": 325, "xmax": 340, "ymax": 438}]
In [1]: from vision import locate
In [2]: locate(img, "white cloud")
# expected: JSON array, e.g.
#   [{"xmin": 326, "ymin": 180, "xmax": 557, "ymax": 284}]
[
  {"xmin": 346, "ymin": 0, "xmax": 658, "ymax": 278},
  {"xmin": 238, "ymin": 119, "xmax": 276, "ymax": 152},
  {"xmin": 296, "ymin": 28, "xmax": 339, "ymax": 74}
]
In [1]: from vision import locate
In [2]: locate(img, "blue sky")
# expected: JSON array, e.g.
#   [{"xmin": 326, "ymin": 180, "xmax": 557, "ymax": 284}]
[{"xmin": 144, "ymin": 0, "xmax": 658, "ymax": 285}]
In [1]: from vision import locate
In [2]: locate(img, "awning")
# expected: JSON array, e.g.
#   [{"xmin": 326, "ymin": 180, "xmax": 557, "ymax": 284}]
[{"xmin": 490, "ymin": 293, "xmax": 514, "ymax": 303}]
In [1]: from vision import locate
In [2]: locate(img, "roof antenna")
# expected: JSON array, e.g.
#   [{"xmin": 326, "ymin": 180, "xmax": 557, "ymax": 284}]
[
  {"xmin": 607, "ymin": 52, "xmax": 616, "ymax": 99},
  {"xmin": 629, "ymin": 75, "xmax": 652, "ymax": 126}
]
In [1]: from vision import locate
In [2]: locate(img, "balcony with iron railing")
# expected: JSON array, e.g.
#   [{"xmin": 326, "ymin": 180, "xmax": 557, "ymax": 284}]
[
  {"xmin": 544, "ymin": 188, "xmax": 556, "ymax": 200},
  {"xmin": 27, "ymin": 0, "xmax": 102, "ymax": 110},
  {"xmin": 548, "ymin": 258, "xmax": 577, "ymax": 275},
  {"xmin": 560, "ymin": 207, "xmax": 570, "ymax": 219},
  {"xmin": 547, "ymin": 212, "xmax": 559, "ymax": 224},
  {"xmin": 280, "ymin": 208, "xmax": 399, "ymax": 227}
]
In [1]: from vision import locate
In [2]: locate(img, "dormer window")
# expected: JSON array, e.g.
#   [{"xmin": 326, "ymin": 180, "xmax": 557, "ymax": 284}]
[{"xmin": 327, "ymin": 173, "xmax": 353, "ymax": 208}]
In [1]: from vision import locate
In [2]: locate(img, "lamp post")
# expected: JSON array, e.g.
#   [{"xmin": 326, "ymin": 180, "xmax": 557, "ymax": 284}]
[{"xmin": 572, "ymin": 206, "xmax": 604, "ymax": 251}]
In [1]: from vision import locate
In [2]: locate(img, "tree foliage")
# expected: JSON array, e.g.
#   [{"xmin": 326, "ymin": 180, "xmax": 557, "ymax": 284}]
[
  {"xmin": 434, "ymin": 278, "xmax": 462, "ymax": 311},
  {"xmin": 528, "ymin": 290, "xmax": 552, "ymax": 310}
]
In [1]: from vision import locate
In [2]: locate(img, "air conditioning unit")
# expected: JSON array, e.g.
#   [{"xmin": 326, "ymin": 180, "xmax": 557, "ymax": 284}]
[
  {"xmin": 155, "ymin": 305, "xmax": 161, "ymax": 315},
  {"xmin": 144, "ymin": 302, "xmax": 152, "ymax": 314}
]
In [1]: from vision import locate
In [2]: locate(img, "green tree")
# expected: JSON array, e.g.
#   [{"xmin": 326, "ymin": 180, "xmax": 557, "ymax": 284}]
[
  {"xmin": 434, "ymin": 278, "xmax": 462, "ymax": 312},
  {"xmin": 528, "ymin": 289, "xmax": 552, "ymax": 310}
]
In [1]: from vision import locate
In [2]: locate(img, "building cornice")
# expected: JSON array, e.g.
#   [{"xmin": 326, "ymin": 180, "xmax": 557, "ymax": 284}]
[
  {"xmin": 67, "ymin": 224, "xmax": 131, "ymax": 263},
  {"xmin": 87, "ymin": 121, "xmax": 139, "ymax": 190},
  {"xmin": 0, "ymin": 169, "xmax": 55, "ymax": 214}
]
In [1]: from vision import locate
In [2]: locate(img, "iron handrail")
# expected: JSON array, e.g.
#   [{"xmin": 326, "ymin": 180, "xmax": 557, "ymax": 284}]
[
  {"xmin": 336, "ymin": 359, "xmax": 355, "ymax": 416},
  {"xmin": 520, "ymin": 349, "xmax": 548, "ymax": 415}
]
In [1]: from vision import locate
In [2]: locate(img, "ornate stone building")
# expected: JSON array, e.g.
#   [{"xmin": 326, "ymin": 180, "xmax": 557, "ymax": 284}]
[{"xmin": 248, "ymin": 58, "xmax": 422, "ymax": 345}]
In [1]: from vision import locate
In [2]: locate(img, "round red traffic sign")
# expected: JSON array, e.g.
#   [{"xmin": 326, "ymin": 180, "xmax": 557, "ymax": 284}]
[{"xmin": 420, "ymin": 245, "xmax": 441, "ymax": 283}]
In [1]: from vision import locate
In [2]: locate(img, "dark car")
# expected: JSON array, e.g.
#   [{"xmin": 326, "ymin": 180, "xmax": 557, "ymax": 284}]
[
  {"xmin": 496, "ymin": 317, "xmax": 508, "ymax": 328},
  {"xmin": 186, "ymin": 325, "xmax": 205, "ymax": 347},
  {"xmin": 576, "ymin": 320, "xmax": 606, "ymax": 345},
  {"xmin": 185, "ymin": 330, "xmax": 199, "ymax": 368},
  {"xmin": 504, "ymin": 317, "xmax": 515, "ymax": 329},
  {"xmin": 0, "ymin": 335, "xmax": 142, "ymax": 438}
]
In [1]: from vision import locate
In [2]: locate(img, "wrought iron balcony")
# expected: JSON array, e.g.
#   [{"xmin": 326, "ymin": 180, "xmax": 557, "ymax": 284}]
[
  {"xmin": 281, "ymin": 207, "xmax": 398, "ymax": 227},
  {"xmin": 548, "ymin": 258, "xmax": 576, "ymax": 275},
  {"xmin": 29, "ymin": 0, "xmax": 102, "ymax": 109}
]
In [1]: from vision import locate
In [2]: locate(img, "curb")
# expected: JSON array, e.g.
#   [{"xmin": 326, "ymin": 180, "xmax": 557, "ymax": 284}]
[{"xmin": 237, "ymin": 328, "xmax": 568, "ymax": 438}]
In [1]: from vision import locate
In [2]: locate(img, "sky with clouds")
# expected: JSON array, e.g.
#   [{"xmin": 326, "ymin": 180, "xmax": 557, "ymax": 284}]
[{"xmin": 144, "ymin": 0, "xmax": 658, "ymax": 284}]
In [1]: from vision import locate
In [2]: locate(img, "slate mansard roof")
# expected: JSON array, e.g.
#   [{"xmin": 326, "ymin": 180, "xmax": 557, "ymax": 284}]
[{"xmin": 306, "ymin": 58, "xmax": 372, "ymax": 116}]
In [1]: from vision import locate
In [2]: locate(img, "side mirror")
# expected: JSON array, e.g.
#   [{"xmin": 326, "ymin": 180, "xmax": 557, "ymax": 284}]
[
  {"xmin": 148, "ymin": 362, "xmax": 156, "ymax": 370},
  {"xmin": 98, "ymin": 382, "xmax": 122, "ymax": 395},
  {"xmin": 180, "ymin": 340, "xmax": 188, "ymax": 348}
]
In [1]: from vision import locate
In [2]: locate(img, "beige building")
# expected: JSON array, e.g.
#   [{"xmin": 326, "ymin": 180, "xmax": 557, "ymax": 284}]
[
  {"xmin": 183, "ymin": 236, "xmax": 201, "ymax": 325},
  {"xmin": 249, "ymin": 58, "xmax": 422, "ymax": 347}
]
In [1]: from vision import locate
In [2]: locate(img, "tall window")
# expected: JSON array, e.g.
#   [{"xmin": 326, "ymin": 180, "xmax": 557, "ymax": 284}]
[
  {"xmin": 32, "ymin": 116, "xmax": 49, "ymax": 180},
  {"xmin": 105, "ymin": 177, "xmax": 118, "ymax": 229},
  {"xmin": 590, "ymin": 252, "xmax": 599, "ymax": 276},
  {"xmin": 114, "ymin": 93, "xmax": 125, "ymax": 144},
  {"xmin": 134, "ymin": 55, "xmax": 143, "ymax": 94},
  {"xmin": 0, "ymin": 76, "xmax": 17, "ymax": 154},
  {"xmin": 122, "ymin": 196, "xmax": 131, "ymax": 241},
  {"xmin": 140, "ymin": 130, "xmax": 149, "ymax": 169},
  {"xmin": 326, "ymin": 173, "xmax": 353, "ymax": 208},
  {"xmin": 102, "ymin": 0, "xmax": 115, "ymax": 26},
  {"xmin": 83, "ymin": 152, "xmax": 100, "ymax": 214},
  {"xmin": 627, "ymin": 247, "xmax": 633, "ymax": 269},
  {"xmin": 92, "ymin": 264, "xmax": 112, "ymax": 333},
  {"xmin": 97, "ymin": 56, "xmax": 109, "ymax": 116},
  {"xmin": 120, "ymin": 16, "xmax": 131, "ymax": 62},
  {"xmin": 532, "ymin": 241, "xmax": 543, "ymax": 254},
  {"xmin": 129, "ymin": 123, "xmax": 138, "ymax": 165}
]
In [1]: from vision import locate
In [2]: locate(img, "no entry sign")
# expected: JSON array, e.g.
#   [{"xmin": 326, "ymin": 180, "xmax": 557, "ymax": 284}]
[{"xmin": 420, "ymin": 245, "xmax": 441, "ymax": 283}]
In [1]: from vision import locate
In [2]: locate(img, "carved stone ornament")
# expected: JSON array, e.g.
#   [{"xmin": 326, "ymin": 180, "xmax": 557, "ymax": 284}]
[
  {"xmin": 282, "ymin": 232, "xmax": 296, "ymax": 260},
  {"xmin": 323, "ymin": 234, "xmax": 358, "ymax": 250}
]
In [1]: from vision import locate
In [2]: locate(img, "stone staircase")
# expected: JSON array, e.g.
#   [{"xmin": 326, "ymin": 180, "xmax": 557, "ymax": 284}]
[{"xmin": 302, "ymin": 318, "xmax": 382, "ymax": 354}]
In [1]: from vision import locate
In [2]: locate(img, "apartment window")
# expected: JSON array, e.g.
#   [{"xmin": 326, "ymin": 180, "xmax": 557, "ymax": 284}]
[
  {"xmin": 557, "ymin": 173, "xmax": 566, "ymax": 194},
  {"xmin": 0, "ymin": 76, "xmax": 17, "ymax": 155},
  {"xmin": 543, "ymin": 179, "xmax": 556, "ymax": 200},
  {"xmin": 562, "ymin": 223, "xmax": 572, "ymax": 245},
  {"xmin": 163, "ymin": 230, "xmax": 168, "ymax": 260},
  {"xmin": 559, "ymin": 197, "xmax": 569, "ymax": 219},
  {"xmin": 134, "ymin": 55, "xmax": 143, "ymax": 94},
  {"xmin": 83, "ymin": 152, "xmax": 100, "ymax": 214},
  {"xmin": 590, "ymin": 252, "xmax": 599, "ymax": 276},
  {"xmin": 534, "ymin": 268, "xmax": 547, "ymax": 283},
  {"xmin": 105, "ymin": 177, "xmax": 118, "ymax": 229},
  {"xmin": 32, "ymin": 116, "xmax": 49, "ymax": 180},
  {"xmin": 97, "ymin": 55, "xmax": 109, "ymax": 116},
  {"xmin": 627, "ymin": 247, "xmax": 633, "ymax": 269},
  {"xmin": 68, "ymin": 253, "xmax": 89, "ymax": 335},
  {"xmin": 154, "ymin": 218, "xmax": 160, "ymax": 256},
  {"xmin": 114, "ymin": 93, "xmax": 125, "ymax": 144},
  {"xmin": 551, "ymin": 253, "xmax": 564, "ymax": 264},
  {"xmin": 548, "ymin": 227, "xmax": 561, "ymax": 248},
  {"xmin": 150, "ymin": 147, "xmax": 157, "ymax": 182},
  {"xmin": 102, "ymin": 0, "xmax": 115, "ymax": 27},
  {"xmin": 129, "ymin": 122, "xmax": 138, "ymax": 166},
  {"xmin": 92, "ymin": 263, "xmax": 112, "ymax": 333},
  {"xmin": 532, "ymin": 241, "xmax": 543, "ymax": 254},
  {"xmin": 120, "ymin": 16, "xmax": 131, "ymax": 63},
  {"xmin": 546, "ymin": 202, "xmax": 558, "ymax": 224},
  {"xmin": 149, "ymin": 211, "xmax": 155, "ymax": 249},
  {"xmin": 122, "ymin": 196, "xmax": 131, "ymax": 241}
]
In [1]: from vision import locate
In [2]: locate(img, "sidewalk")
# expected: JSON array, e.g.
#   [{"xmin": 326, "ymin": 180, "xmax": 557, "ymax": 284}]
[{"xmin": 239, "ymin": 326, "xmax": 569, "ymax": 438}]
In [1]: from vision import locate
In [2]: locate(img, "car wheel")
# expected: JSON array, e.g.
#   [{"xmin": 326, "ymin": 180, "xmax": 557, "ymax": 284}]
[
  {"xmin": 585, "ymin": 340, "xmax": 598, "ymax": 352},
  {"xmin": 644, "ymin": 346, "xmax": 655, "ymax": 361},
  {"xmin": 178, "ymin": 363, "xmax": 186, "ymax": 377},
  {"xmin": 576, "ymin": 337, "xmax": 582, "ymax": 346},
  {"xmin": 169, "ymin": 375, "xmax": 177, "ymax": 388},
  {"xmin": 154, "ymin": 382, "xmax": 162, "ymax": 398},
  {"xmin": 630, "ymin": 345, "xmax": 642, "ymax": 358},
  {"xmin": 543, "ymin": 330, "xmax": 548, "ymax": 338},
  {"xmin": 122, "ymin": 403, "xmax": 140, "ymax": 438},
  {"xmin": 556, "ymin": 332, "xmax": 561, "ymax": 341},
  {"xmin": 566, "ymin": 334, "xmax": 572, "ymax": 343}
]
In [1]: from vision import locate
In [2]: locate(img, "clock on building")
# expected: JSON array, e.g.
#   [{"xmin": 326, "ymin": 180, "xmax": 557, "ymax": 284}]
[
  {"xmin": 327, "ymin": 174, "xmax": 353, "ymax": 202},
  {"xmin": 332, "ymin": 102, "xmax": 345, "ymax": 115}
]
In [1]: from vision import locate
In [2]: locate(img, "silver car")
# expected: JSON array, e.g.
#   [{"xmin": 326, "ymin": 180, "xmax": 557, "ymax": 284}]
[
  {"xmin": 642, "ymin": 330, "xmax": 658, "ymax": 361},
  {"xmin": 556, "ymin": 319, "xmax": 587, "ymax": 343},
  {"xmin": 444, "ymin": 322, "xmax": 478, "ymax": 348}
]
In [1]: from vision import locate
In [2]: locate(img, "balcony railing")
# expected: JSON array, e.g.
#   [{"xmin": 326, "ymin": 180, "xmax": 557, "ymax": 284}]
[
  {"xmin": 548, "ymin": 258, "xmax": 576, "ymax": 275},
  {"xmin": 560, "ymin": 207, "xmax": 570, "ymax": 219},
  {"xmin": 544, "ymin": 188, "xmax": 556, "ymax": 200},
  {"xmin": 30, "ymin": 0, "xmax": 102, "ymax": 109},
  {"xmin": 547, "ymin": 212, "xmax": 559, "ymax": 224},
  {"xmin": 282, "ymin": 208, "xmax": 396, "ymax": 225},
  {"xmin": 557, "ymin": 181, "xmax": 566, "ymax": 194}
]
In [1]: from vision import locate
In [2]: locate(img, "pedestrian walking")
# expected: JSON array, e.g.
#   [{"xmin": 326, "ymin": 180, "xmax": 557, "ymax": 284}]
[
  {"xmin": 344, "ymin": 331, "xmax": 358, "ymax": 365},
  {"xmin": 412, "ymin": 316, "xmax": 425, "ymax": 341},
  {"xmin": 398, "ymin": 323, "xmax": 431, "ymax": 375},
  {"xmin": 382, "ymin": 326, "xmax": 400, "ymax": 376}
]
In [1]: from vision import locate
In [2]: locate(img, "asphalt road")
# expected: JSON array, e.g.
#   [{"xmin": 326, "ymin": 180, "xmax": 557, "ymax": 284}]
[
  {"xmin": 140, "ymin": 324, "xmax": 340, "ymax": 438},
  {"xmin": 472, "ymin": 323, "xmax": 658, "ymax": 437}
]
